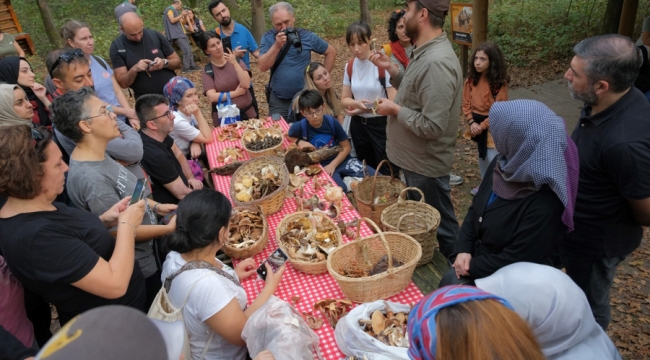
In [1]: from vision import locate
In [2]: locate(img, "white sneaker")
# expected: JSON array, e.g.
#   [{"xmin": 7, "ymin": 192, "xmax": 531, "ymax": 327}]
[{"xmin": 450, "ymin": 173, "xmax": 464, "ymax": 186}]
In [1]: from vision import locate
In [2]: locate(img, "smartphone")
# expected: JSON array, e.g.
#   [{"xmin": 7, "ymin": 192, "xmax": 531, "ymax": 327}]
[
  {"xmin": 257, "ymin": 248, "xmax": 288, "ymax": 281},
  {"xmin": 271, "ymin": 113, "xmax": 281, "ymax": 121},
  {"xmin": 221, "ymin": 36, "xmax": 232, "ymax": 52},
  {"xmin": 130, "ymin": 178, "xmax": 147, "ymax": 205},
  {"xmin": 364, "ymin": 103, "xmax": 375, "ymax": 109},
  {"xmin": 161, "ymin": 210, "xmax": 176, "ymax": 225}
]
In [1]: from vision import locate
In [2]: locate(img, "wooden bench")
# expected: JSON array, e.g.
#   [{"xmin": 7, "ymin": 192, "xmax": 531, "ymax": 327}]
[{"xmin": 0, "ymin": 0, "xmax": 35, "ymax": 55}]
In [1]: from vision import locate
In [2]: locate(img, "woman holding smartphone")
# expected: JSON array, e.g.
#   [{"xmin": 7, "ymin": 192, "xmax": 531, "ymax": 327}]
[
  {"xmin": 162, "ymin": 189, "xmax": 285, "ymax": 360},
  {"xmin": 51, "ymin": 88, "xmax": 178, "ymax": 310},
  {"xmin": 200, "ymin": 32, "xmax": 257, "ymax": 123},
  {"xmin": 341, "ymin": 21, "xmax": 397, "ymax": 174}
]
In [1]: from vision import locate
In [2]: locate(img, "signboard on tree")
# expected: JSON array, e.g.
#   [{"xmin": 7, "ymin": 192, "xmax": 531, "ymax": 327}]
[{"xmin": 451, "ymin": 3, "xmax": 473, "ymax": 46}]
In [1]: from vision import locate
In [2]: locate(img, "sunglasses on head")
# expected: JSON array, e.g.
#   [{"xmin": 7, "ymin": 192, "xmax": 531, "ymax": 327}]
[
  {"xmin": 30, "ymin": 126, "xmax": 45, "ymax": 148},
  {"xmin": 48, "ymin": 48, "xmax": 85, "ymax": 77}
]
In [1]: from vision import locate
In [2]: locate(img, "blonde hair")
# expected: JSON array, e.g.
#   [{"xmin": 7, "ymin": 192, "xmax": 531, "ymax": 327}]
[
  {"xmin": 436, "ymin": 299, "xmax": 546, "ymax": 360},
  {"xmin": 292, "ymin": 62, "xmax": 342, "ymax": 118}
]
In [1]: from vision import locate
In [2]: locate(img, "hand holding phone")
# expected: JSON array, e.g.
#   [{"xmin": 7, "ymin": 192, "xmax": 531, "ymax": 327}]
[
  {"xmin": 161, "ymin": 210, "xmax": 176, "ymax": 225},
  {"xmin": 130, "ymin": 179, "xmax": 147, "ymax": 205},
  {"xmin": 257, "ymin": 248, "xmax": 288, "ymax": 281}
]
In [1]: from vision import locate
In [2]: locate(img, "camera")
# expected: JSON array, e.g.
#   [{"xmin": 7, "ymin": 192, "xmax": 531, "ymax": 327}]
[{"xmin": 282, "ymin": 27, "xmax": 302, "ymax": 52}]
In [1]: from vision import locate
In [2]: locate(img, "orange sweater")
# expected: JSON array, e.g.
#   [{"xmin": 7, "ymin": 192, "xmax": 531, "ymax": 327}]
[{"xmin": 462, "ymin": 76, "xmax": 508, "ymax": 148}]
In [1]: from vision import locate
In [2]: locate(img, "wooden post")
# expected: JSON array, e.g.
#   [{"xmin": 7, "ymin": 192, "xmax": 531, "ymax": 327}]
[
  {"xmin": 618, "ymin": 0, "xmax": 639, "ymax": 37},
  {"xmin": 472, "ymin": 0, "xmax": 488, "ymax": 47},
  {"xmin": 460, "ymin": 44, "xmax": 469, "ymax": 79}
]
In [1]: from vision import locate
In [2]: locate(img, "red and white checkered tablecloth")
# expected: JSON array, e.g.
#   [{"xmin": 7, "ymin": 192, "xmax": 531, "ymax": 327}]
[{"xmin": 206, "ymin": 118, "xmax": 423, "ymax": 360}]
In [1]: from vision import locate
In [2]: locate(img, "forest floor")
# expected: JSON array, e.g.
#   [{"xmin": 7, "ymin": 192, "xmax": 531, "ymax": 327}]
[{"xmin": 47, "ymin": 11, "xmax": 649, "ymax": 358}]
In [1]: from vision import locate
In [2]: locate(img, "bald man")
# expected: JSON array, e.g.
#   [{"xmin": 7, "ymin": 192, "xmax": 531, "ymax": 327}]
[{"xmin": 110, "ymin": 12, "xmax": 181, "ymax": 99}]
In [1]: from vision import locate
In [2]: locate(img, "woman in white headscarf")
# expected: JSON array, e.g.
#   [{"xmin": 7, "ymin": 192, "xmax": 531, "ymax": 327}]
[
  {"xmin": 0, "ymin": 83, "xmax": 34, "ymax": 127},
  {"xmin": 475, "ymin": 262, "xmax": 622, "ymax": 360}
]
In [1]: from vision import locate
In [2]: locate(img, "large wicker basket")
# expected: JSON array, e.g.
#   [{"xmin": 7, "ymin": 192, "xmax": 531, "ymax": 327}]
[
  {"xmin": 353, "ymin": 160, "xmax": 406, "ymax": 228},
  {"xmin": 241, "ymin": 127, "xmax": 284, "ymax": 158},
  {"xmin": 276, "ymin": 211, "xmax": 342, "ymax": 275},
  {"xmin": 326, "ymin": 218, "xmax": 421, "ymax": 302},
  {"xmin": 223, "ymin": 205, "xmax": 269, "ymax": 259},
  {"xmin": 230, "ymin": 156, "xmax": 289, "ymax": 215},
  {"xmin": 381, "ymin": 187, "xmax": 440, "ymax": 266}
]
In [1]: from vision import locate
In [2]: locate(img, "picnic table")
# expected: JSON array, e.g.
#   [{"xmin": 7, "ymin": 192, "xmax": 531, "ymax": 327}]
[{"xmin": 206, "ymin": 118, "xmax": 423, "ymax": 359}]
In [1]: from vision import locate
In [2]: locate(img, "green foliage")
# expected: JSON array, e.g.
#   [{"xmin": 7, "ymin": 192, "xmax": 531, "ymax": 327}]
[{"xmin": 11, "ymin": 0, "xmax": 650, "ymax": 71}]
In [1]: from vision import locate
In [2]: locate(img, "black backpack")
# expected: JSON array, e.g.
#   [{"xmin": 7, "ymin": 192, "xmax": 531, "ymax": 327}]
[{"xmin": 635, "ymin": 45, "xmax": 650, "ymax": 93}]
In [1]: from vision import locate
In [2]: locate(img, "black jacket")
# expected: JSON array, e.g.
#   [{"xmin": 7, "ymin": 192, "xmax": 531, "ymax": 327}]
[{"xmin": 453, "ymin": 160, "xmax": 566, "ymax": 279}]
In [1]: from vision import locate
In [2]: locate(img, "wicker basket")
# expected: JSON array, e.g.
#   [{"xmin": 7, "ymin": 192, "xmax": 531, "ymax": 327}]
[
  {"xmin": 381, "ymin": 187, "xmax": 440, "ymax": 266},
  {"xmin": 241, "ymin": 127, "xmax": 284, "ymax": 158},
  {"xmin": 230, "ymin": 156, "xmax": 289, "ymax": 215},
  {"xmin": 353, "ymin": 160, "xmax": 406, "ymax": 228},
  {"xmin": 326, "ymin": 218, "xmax": 421, "ymax": 302},
  {"xmin": 276, "ymin": 211, "xmax": 342, "ymax": 275},
  {"xmin": 223, "ymin": 205, "xmax": 269, "ymax": 259}
]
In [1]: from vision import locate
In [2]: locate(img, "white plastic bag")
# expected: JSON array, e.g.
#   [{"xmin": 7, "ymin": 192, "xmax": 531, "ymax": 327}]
[
  {"xmin": 217, "ymin": 92, "xmax": 240, "ymax": 127},
  {"xmin": 335, "ymin": 300, "xmax": 410, "ymax": 360},
  {"xmin": 242, "ymin": 296, "xmax": 323, "ymax": 360}
]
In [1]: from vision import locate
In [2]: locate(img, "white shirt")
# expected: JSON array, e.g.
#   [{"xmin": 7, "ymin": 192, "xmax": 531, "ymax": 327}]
[
  {"xmin": 161, "ymin": 251, "xmax": 248, "ymax": 360},
  {"xmin": 343, "ymin": 58, "xmax": 393, "ymax": 118},
  {"xmin": 170, "ymin": 110, "xmax": 201, "ymax": 156}
]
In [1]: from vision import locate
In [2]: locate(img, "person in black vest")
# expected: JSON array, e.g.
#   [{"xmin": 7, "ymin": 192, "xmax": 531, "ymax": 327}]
[
  {"xmin": 110, "ymin": 12, "xmax": 181, "ymax": 99},
  {"xmin": 562, "ymin": 34, "xmax": 650, "ymax": 330}
]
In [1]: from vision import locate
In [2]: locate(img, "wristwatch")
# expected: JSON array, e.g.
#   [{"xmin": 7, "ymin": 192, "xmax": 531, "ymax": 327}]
[{"xmin": 163, "ymin": 59, "xmax": 169, "ymax": 68}]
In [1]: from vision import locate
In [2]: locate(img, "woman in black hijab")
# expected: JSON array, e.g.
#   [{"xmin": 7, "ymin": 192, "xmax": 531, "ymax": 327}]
[{"xmin": 0, "ymin": 56, "xmax": 52, "ymax": 126}]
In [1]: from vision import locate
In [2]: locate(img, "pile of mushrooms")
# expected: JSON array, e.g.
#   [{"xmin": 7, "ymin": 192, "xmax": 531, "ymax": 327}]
[{"xmin": 358, "ymin": 302, "xmax": 409, "ymax": 348}]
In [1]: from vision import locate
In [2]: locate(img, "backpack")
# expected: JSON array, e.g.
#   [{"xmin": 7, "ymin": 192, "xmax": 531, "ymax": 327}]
[
  {"xmin": 346, "ymin": 57, "xmax": 387, "ymax": 94},
  {"xmin": 148, "ymin": 260, "xmax": 241, "ymax": 360},
  {"xmin": 92, "ymin": 55, "xmax": 109, "ymax": 71},
  {"xmin": 635, "ymin": 45, "xmax": 650, "ymax": 93},
  {"xmin": 299, "ymin": 116, "xmax": 336, "ymax": 142}
]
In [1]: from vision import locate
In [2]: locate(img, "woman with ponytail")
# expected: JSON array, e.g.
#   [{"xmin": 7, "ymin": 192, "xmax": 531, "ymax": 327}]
[{"xmin": 161, "ymin": 189, "xmax": 285, "ymax": 360}]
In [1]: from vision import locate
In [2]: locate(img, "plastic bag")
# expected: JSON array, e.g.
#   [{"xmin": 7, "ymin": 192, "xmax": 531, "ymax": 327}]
[
  {"xmin": 217, "ymin": 92, "xmax": 240, "ymax": 127},
  {"xmin": 335, "ymin": 300, "xmax": 410, "ymax": 360},
  {"xmin": 242, "ymin": 296, "xmax": 323, "ymax": 360}
]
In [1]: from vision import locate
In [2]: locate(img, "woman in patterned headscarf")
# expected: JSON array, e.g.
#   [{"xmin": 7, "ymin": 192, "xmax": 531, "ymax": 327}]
[
  {"xmin": 440, "ymin": 99, "xmax": 579, "ymax": 286},
  {"xmin": 407, "ymin": 285, "xmax": 545, "ymax": 360}
]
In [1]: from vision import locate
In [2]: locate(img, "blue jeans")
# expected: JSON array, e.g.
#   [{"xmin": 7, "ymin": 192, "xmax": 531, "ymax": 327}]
[
  {"xmin": 329, "ymin": 157, "xmax": 375, "ymax": 192},
  {"xmin": 401, "ymin": 169, "xmax": 460, "ymax": 259}
]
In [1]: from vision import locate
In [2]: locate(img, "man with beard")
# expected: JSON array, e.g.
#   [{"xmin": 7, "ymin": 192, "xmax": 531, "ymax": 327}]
[
  {"xmin": 370, "ymin": 0, "xmax": 462, "ymax": 259},
  {"xmin": 562, "ymin": 34, "xmax": 650, "ymax": 330},
  {"xmin": 208, "ymin": 0, "xmax": 259, "ymax": 68}
]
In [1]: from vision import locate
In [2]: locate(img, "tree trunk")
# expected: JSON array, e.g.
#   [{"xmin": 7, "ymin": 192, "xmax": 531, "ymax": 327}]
[
  {"xmin": 35, "ymin": 0, "xmax": 61, "ymax": 48},
  {"xmin": 473, "ymin": 0, "xmax": 488, "ymax": 47},
  {"xmin": 601, "ymin": 0, "xmax": 625, "ymax": 34},
  {"xmin": 360, "ymin": 0, "xmax": 371, "ymax": 26},
  {"xmin": 618, "ymin": 0, "xmax": 639, "ymax": 37},
  {"xmin": 251, "ymin": 0, "xmax": 265, "ymax": 44}
]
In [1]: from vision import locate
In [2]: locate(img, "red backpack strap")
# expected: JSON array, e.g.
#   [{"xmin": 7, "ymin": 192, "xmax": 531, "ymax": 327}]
[{"xmin": 346, "ymin": 58, "xmax": 354, "ymax": 82}]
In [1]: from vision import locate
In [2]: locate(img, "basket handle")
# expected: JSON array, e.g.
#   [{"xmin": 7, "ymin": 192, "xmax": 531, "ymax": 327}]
[
  {"xmin": 370, "ymin": 160, "xmax": 395, "ymax": 203},
  {"xmin": 395, "ymin": 212, "xmax": 430, "ymax": 232},
  {"xmin": 397, "ymin": 187, "xmax": 425, "ymax": 204},
  {"xmin": 355, "ymin": 217, "xmax": 395, "ymax": 274}
]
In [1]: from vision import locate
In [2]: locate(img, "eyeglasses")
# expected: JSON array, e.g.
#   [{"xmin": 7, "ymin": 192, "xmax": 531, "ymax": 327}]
[
  {"xmin": 31, "ymin": 127, "xmax": 45, "ymax": 148},
  {"xmin": 147, "ymin": 110, "xmax": 172, "ymax": 122},
  {"xmin": 82, "ymin": 105, "xmax": 114, "ymax": 122},
  {"xmin": 304, "ymin": 107, "xmax": 324, "ymax": 118},
  {"xmin": 48, "ymin": 48, "xmax": 85, "ymax": 77}
]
